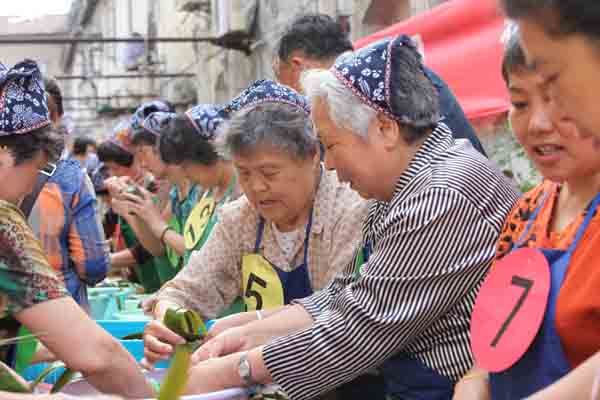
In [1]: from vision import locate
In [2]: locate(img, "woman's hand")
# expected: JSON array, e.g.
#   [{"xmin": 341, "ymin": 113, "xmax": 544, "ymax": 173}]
[
  {"xmin": 207, "ymin": 312, "xmax": 262, "ymax": 339},
  {"xmin": 142, "ymin": 320, "xmax": 185, "ymax": 369},
  {"xmin": 120, "ymin": 187, "xmax": 164, "ymax": 235},
  {"xmin": 452, "ymin": 374, "xmax": 491, "ymax": 400},
  {"xmin": 110, "ymin": 198, "xmax": 134, "ymax": 218},
  {"xmin": 103, "ymin": 176, "xmax": 129, "ymax": 199},
  {"xmin": 191, "ymin": 326, "xmax": 272, "ymax": 365}
]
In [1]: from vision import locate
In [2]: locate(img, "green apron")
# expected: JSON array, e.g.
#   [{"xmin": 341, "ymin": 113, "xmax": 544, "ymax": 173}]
[
  {"xmin": 120, "ymin": 218, "xmax": 162, "ymax": 293},
  {"xmin": 182, "ymin": 177, "xmax": 244, "ymax": 317}
]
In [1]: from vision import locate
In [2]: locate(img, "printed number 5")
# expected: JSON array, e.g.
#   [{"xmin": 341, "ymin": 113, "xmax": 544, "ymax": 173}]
[
  {"xmin": 491, "ymin": 275, "xmax": 534, "ymax": 347},
  {"xmin": 245, "ymin": 273, "xmax": 267, "ymax": 310}
]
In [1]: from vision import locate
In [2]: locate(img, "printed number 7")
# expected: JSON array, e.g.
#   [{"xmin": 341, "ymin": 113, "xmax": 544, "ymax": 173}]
[
  {"xmin": 245, "ymin": 273, "xmax": 267, "ymax": 310},
  {"xmin": 491, "ymin": 275, "xmax": 534, "ymax": 348}
]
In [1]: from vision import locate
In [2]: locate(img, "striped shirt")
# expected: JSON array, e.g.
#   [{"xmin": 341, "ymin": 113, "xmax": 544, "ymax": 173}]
[{"xmin": 262, "ymin": 123, "xmax": 519, "ymax": 400}]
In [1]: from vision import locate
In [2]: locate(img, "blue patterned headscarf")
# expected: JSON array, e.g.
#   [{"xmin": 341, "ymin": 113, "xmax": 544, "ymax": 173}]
[
  {"xmin": 130, "ymin": 100, "xmax": 173, "ymax": 135},
  {"xmin": 184, "ymin": 104, "xmax": 229, "ymax": 140},
  {"xmin": 0, "ymin": 59, "xmax": 51, "ymax": 136},
  {"xmin": 332, "ymin": 34, "xmax": 438, "ymax": 128},
  {"xmin": 108, "ymin": 119, "xmax": 134, "ymax": 153},
  {"xmin": 225, "ymin": 79, "xmax": 310, "ymax": 115},
  {"xmin": 140, "ymin": 111, "xmax": 177, "ymax": 137}
]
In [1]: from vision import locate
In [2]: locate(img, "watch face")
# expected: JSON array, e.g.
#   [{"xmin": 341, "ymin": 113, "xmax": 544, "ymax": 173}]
[{"xmin": 239, "ymin": 353, "xmax": 252, "ymax": 385}]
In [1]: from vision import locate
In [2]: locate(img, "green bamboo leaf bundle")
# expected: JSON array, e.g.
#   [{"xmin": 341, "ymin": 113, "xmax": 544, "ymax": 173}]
[{"xmin": 158, "ymin": 309, "xmax": 207, "ymax": 400}]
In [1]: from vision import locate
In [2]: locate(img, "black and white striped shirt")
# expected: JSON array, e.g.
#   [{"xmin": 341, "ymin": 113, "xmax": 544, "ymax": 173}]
[{"xmin": 261, "ymin": 123, "xmax": 519, "ymax": 400}]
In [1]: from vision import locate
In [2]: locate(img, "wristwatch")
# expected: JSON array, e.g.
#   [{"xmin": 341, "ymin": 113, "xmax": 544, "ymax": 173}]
[{"xmin": 238, "ymin": 351, "xmax": 253, "ymax": 387}]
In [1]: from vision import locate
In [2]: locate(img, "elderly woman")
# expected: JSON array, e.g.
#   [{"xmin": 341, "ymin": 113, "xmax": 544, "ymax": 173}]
[
  {"xmin": 142, "ymin": 79, "xmax": 368, "ymax": 366},
  {"xmin": 0, "ymin": 60, "xmax": 152, "ymax": 397},
  {"xmin": 182, "ymin": 35, "xmax": 519, "ymax": 399},
  {"xmin": 499, "ymin": 0, "xmax": 600, "ymax": 140},
  {"xmin": 454, "ymin": 29, "xmax": 600, "ymax": 400}
]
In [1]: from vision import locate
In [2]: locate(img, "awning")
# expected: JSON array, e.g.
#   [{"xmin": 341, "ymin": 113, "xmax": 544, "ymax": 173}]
[{"xmin": 354, "ymin": 0, "xmax": 509, "ymax": 121}]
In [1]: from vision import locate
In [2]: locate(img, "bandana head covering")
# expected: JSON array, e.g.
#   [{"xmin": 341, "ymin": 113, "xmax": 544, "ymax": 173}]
[
  {"xmin": 332, "ymin": 34, "xmax": 439, "ymax": 129},
  {"xmin": 108, "ymin": 120, "xmax": 134, "ymax": 153},
  {"xmin": 130, "ymin": 100, "xmax": 173, "ymax": 135},
  {"xmin": 184, "ymin": 104, "xmax": 229, "ymax": 140},
  {"xmin": 0, "ymin": 59, "xmax": 51, "ymax": 136},
  {"xmin": 225, "ymin": 79, "xmax": 310, "ymax": 115},
  {"xmin": 140, "ymin": 111, "xmax": 177, "ymax": 137}
]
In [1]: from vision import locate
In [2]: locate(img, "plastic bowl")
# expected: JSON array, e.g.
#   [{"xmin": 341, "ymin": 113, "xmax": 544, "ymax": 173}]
[{"xmin": 113, "ymin": 310, "xmax": 151, "ymax": 321}]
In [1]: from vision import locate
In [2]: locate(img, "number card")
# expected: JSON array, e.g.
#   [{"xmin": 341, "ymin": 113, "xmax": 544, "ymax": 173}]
[{"xmin": 471, "ymin": 248, "xmax": 551, "ymax": 372}]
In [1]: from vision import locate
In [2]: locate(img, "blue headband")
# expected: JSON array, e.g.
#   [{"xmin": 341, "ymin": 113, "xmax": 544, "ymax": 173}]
[
  {"xmin": 226, "ymin": 79, "xmax": 311, "ymax": 115},
  {"xmin": 130, "ymin": 100, "xmax": 172, "ymax": 134},
  {"xmin": 0, "ymin": 59, "xmax": 51, "ymax": 136},
  {"xmin": 184, "ymin": 104, "xmax": 229, "ymax": 140},
  {"xmin": 332, "ymin": 34, "xmax": 436, "ymax": 128},
  {"xmin": 140, "ymin": 111, "xmax": 177, "ymax": 137}
]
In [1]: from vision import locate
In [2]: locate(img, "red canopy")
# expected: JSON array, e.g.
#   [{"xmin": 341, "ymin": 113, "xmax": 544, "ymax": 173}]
[{"xmin": 354, "ymin": 0, "xmax": 509, "ymax": 121}]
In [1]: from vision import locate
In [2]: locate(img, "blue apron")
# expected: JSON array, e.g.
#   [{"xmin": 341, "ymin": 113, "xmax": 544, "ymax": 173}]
[
  {"xmin": 358, "ymin": 243, "xmax": 454, "ymax": 399},
  {"xmin": 241, "ymin": 212, "xmax": 314, "ymax": 310},
  {"xmin": 490, "ymin": 191, "xmax": 600, "ymax": 399}
]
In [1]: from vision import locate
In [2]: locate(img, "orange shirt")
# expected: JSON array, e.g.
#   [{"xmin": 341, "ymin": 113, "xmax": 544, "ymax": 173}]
[{"xmin": 495, "ymin": 180, "xmax": 600, "ymax": 368}]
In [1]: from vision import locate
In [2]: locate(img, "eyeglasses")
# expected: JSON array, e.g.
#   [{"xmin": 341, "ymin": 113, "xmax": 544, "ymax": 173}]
[{"xmin": 39, "ymin": 162, "xmax": 57, "ymax": 177}]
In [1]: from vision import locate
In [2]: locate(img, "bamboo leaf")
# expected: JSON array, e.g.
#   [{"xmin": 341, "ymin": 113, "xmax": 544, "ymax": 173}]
[
  {"xmin": 29, "ymin": 363, "xmax": 65, "ymax": 391},
  {"xmin": 122, "ymin": 332, "xmax": 144, "ymax": 340},
  {"xmin": 158, "ymin": 308, "xmax": 207, "ymax": 400},
  {"xmin": 157, "ymin": 343, "xmax": 193, "ymax": 400},
  {"xmin": 50, "ymin": 368, "xmax": 77, "ymax": 393},
  {"xmin": 0, "ymin": 361, "xmax": 31, "ymax": 393}
]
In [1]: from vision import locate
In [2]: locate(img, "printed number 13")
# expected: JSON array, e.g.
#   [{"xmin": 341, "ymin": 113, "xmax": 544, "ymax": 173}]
[{"xmin": 491, "ymin": 275, "xmax": 534, "ymax": 348}]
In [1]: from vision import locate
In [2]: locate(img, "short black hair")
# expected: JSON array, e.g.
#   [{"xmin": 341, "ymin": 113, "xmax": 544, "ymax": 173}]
[
  {"xmin": 44, "ymin": 76, "xmax": 63, "ymax": 117},
  {"xmin": 277, "ymin": 14, "xmax": 353, "ymax": 62},
  {"xmin": 502, "ymin": 29, "xmax": 529, "ymax": 85},
  {"xmin": 131, "ymin": 129, "xmax": 157, "ymax": 147},
  {"xmin": 72, "ymin": 136, "xmax": 96, "ymax": 155},
  {"xmin": 500, "ymin": 0, "xmax": 600, "ymax": 40},
  {"xmin": 97, "ymin": 141, "xmax": 134, "ymax": 167},
  {"xmin": 0, "ymin": 125, "xmax": 62, "ymax": 166},
  {"xmin": 158, "ymin": 114, "xmax": 219, "ymax": 166}
]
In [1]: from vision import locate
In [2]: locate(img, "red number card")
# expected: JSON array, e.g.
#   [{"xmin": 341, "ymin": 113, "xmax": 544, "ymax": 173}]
[{"xmin": 471, "ymin": 248, "xmax": 551, "ymax": 372}]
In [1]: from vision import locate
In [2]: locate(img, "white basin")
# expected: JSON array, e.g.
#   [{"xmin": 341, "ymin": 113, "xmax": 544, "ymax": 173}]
[{"xmin": 59, "ymin": 369, "xmax": 248, "ymax": 399}]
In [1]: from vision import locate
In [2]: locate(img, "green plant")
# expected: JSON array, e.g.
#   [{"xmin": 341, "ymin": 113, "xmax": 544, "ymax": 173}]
[{"xmin": 487, "ymin": 122, "xmax": 541, "ymax": 193}]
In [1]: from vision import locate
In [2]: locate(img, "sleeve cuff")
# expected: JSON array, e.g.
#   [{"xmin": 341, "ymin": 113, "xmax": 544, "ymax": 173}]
[{"xmin": 293, "ymin": 290, "xmax": 330, "ymax": 320}]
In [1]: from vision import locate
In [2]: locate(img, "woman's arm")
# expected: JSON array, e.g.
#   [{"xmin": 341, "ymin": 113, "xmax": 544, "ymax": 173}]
[
  {"xmin": 17, "ymin": 297, "xmax": 153, "ymax": 398},
  {"xmin": 527, "ymin": 352, "xmax": 600, "ymax": 400},
  {"xmin": 109, "ymin": 248, "xmax": 137, "ymax": 269},
  {"xmin": 452, "ymin": 365, "xmax": 490, "ymax": 400},
  {"xmin": 112, "ymin": 197, "xmax": 166, "ymax": 257}
]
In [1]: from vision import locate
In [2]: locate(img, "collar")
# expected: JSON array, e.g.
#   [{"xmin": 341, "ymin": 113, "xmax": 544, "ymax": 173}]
[{"xmin": 391, "ymin": 122, "xmax": 453, "ymax": 201}]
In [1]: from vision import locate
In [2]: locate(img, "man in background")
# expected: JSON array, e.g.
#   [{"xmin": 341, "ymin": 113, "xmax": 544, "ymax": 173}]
[{"xmin": 273, "ymin": 14, "xmax": 487, "ymax": 155}]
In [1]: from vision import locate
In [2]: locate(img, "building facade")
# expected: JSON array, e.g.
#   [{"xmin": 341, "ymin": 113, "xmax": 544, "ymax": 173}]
[{"xmin": 60, "ymin": 0, "xmax": 443, "ymax": 137}]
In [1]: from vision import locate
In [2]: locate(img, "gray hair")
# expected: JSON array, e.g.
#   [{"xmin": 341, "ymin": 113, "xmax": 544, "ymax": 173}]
[
  {"xmin": 302, "ymin": 44, "xmax": 440, "ymax": 144},
  {"xmin": 301, "ymin": 68, "xmax": 376, "ymax": 138},
  {"xmin": 218, "ymin": 102, "xmax": 319, "ymax": 161}
]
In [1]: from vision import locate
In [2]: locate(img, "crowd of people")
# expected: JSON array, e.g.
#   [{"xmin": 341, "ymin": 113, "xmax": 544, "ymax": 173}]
[{"xmin": 1, "ymin": 1, "xmax": 600, "ymax": 399}]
